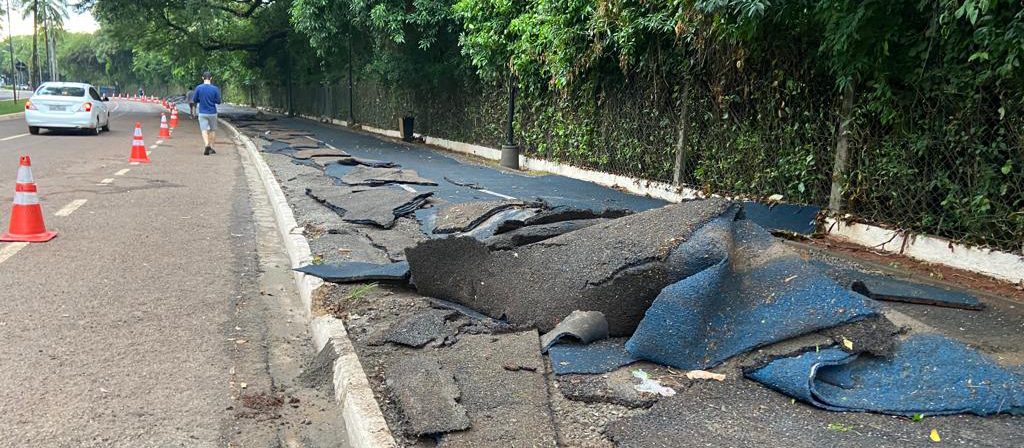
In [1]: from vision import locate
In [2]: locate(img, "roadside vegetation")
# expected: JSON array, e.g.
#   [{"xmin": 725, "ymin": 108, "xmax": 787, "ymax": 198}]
[
  {"xmin": 49, "ymin": 0, "xmax": 1024, "ymax": 251},
  {"xmin": 0, "ymin": 99, "xmax": 25, "ymax": 115}
]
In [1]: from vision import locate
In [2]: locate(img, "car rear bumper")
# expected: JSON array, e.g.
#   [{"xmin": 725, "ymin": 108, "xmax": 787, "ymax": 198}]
[{"xmin": 25, "ymin": 110, "xmax": 97, "ymax": 128}]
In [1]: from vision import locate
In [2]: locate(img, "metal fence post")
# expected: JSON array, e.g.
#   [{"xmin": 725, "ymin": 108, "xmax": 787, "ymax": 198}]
[
  {"xmin": 672, "ymin": 80, "xmax": 691, "ymax": 186},
  {"xmin": 828, "ymin": 84, "xmax": 855, "ymax": 213}
]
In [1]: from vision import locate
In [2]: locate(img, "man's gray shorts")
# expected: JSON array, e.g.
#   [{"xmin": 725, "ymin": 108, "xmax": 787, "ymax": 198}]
[{"xmin": 198, "ymin": 113, "xmax": 218, "ymax": 132}]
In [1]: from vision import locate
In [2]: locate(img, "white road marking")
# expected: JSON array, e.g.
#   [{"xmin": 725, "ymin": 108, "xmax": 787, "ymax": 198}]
[
  {"xmin": 0, "ymin": 242, "xmax": 28, "ymax": 264},
  {"xmin": 325, "ymin": 143, "xmax": 338, "ymax": 150},
  {"xmin": 480, "ymin": 189, "xmax": 516, "ymax": 200},
  {"xmin": 99, "ymin": 178, "xmax": 114, "ymax": 184},
  {"xmin": 115, "ymin": 168, "xmax": 130, "ymax": 176},
  {"xmin": 156, "ymin": 140, "xmax": 164, "ymax": 144},
  {"xmin": 54, "ymin": 199, "xmax": 88, "ymax": 217},
  {"xmin": 0, "ymin": 133, "xmax": 29, "ymax": 141},
  {"xmin": 397, "ymin": 184, "xmax": 416, "ymax": 193},
  {"xmin": 305, "ymin": 136, "xmax": 324, "ymax": 143},
  {"xmin": 130, "ymin": 162, "xmax": 139, "ymax": 166},
  {"xmin": 149, "ymin": 144, "xmax": 158, "ymax": 149}
]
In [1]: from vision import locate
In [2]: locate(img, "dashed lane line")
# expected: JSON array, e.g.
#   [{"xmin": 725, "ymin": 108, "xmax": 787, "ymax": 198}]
[
  {"xmin": 0, "ymin": 242, "xmax": 28, "ymax": 265},
  {"xmin": 397, "ymin": 184, "xmax": 417, "ymax": 193},
  {"xmin": 0, "ymin": 133, "xmax": 29, "ymax": 141},
  {"xmin": 99, "ymin": 178, "xmax": 114, "ymax": 185},
  {"xmin": 114, "ymin": 168, "xmax": 130, "ymax": 176},
  {"xmin": 480, "ymin": 189, "xmax": 516, "ymax": 200},
  {"xmin": 130, "ymin": 162, "xmax": 139, "ymax": 166},
  {"xmin": 54, "ymin": 199, "xmax": 88, "ymax": 217},
  {"xmin": 325, "ymin": 143, "xmax": 338, "ymax": 150}
]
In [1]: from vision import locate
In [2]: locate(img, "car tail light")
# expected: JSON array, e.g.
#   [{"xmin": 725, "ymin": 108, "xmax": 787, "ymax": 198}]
[
  {"xmin": 81, "ymin": 102, "xmax": 93, "ymax": 112},
  {"xmin": 25, "ymin": 100, "xmax": 37, "ymax": 110}
]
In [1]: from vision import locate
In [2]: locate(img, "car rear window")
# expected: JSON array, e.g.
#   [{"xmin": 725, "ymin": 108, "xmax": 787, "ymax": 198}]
[{"xmin": 37, "ymin": 86, "xmax": 86, "ymax": 97}]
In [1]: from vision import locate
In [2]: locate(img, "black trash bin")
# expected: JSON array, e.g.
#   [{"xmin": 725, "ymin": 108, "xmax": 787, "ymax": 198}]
[{"xmin": 400, "ymin": 116, "xmax": 414, "ymax": 142}]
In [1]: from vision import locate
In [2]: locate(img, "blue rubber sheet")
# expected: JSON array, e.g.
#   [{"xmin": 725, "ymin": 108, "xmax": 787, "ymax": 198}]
[
  {"xmin": 740, "ymin": 201, "xmax": 819, "ymax": 235},
  {"xmin": 626, "ymin": 219, "xmax": 878, "ymax": 370},
  {"xmin": 746, "ymin": 333, "xmax": 1024, "ymax": 416},
  {"xmin": 549, "ymin": 338, "xmax": 639, "ymax": 375}
]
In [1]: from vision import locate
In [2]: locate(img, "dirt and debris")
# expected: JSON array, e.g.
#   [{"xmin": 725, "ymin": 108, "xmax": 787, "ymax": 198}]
[{"xmin": 235, "ymin": 392, "xmax": 284, "ymax": 421}]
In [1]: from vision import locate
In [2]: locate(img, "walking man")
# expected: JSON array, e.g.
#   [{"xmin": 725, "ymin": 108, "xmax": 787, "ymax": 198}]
[
  {"xmin": 186, "ymin": 86, "xmax": 197, "ymax": 118},
  {"xmin": 193, "ymin": 72, "xmax": 222, "ymax": 155}
]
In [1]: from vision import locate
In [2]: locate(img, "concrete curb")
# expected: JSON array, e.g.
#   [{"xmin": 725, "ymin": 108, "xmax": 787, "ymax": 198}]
[{"xmin": 227, "ymin": 121, "xmax": 397, "ymax": 448}]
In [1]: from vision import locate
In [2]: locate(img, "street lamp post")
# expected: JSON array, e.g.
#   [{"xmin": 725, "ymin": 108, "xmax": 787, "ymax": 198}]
[{"xmin": 500, "ymin": 74, "xmax": 520, "ymax": 169}]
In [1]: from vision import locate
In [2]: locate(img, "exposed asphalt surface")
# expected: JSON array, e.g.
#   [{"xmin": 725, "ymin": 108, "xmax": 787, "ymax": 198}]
[{"xmin": 0, "ymin": 101, "xmax": 347, "ymax": 447}]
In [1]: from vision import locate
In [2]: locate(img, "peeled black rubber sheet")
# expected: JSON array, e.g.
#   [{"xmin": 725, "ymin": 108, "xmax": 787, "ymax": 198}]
[
  {"xmin": 747, "ymin": 333, "xmax": 1024, "ymax": 416},
  {"xmin": 811, "ymin": 260, "xmax": 983, "ymax": 310},
  {"xmin": 625, "ymin": 218, "xmax": 878, "ymax": 370},
  {"xmin": 294, "ymin": 261, "xmax": 409, "ymax": 283}
]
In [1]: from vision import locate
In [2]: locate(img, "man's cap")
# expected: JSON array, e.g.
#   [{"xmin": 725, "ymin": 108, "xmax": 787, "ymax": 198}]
[{"xmin": 202, "ymin": 71, "xmax": 213, "ymax": 79}]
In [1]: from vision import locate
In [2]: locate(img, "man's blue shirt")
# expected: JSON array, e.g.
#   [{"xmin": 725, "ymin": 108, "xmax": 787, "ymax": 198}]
[{"xmin": 194, "ymin": 83, "xmax": 221, "ymax": 114}]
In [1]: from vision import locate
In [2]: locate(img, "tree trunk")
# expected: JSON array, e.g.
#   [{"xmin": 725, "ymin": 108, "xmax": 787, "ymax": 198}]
[
  {"xmin": 828, "ymin": 83, "xmax": 855, "ymax": 213},
  {"xmin": 672, "ymin": 79, "xmax": 691, "ymax": 186},
  {"xmin": 43, "ymin": 14, "xmax": 51, "ymax": 82},
  {"xmin": 30, "ymin": 4, "xmax": 38, "ymax": 88}
]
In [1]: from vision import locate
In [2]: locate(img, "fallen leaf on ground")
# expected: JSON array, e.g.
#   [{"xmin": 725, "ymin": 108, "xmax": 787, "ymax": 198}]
[
  {"xmin": 842, "ymin": 337, "xmax": 854, "ymax": 350},
  {"xmin": 930, "ymin": 429, "xmax": 941, "ymax": 442},
  {"xmin": 686, "ymin": 370, "xmax": 726, "ymax": 381}
]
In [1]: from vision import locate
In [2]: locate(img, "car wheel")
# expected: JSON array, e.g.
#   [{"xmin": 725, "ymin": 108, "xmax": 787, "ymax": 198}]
[
  {"xmin": 101, "ymin": 123, "xmax": 110, "ymax": 132},
  {"xmin": 91, "ymin": 126, "xmax": 101, "ymax": 136},
  {"xmin": 28, "ymin": 126, "xmax": 40, "ymax": 135}
]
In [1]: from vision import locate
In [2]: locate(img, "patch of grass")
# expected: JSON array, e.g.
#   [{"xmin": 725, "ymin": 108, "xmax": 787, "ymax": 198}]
[
  {"xmin": 347, "ymin": 282, "xmax": 378, "ymax": 302},
  {"xmin": 0, "ymin": 99, "xmax": 25, "ymax": 115},
  {"xmin": 827, "ymin": 423, "xmax": 855, "ymax": 433}
]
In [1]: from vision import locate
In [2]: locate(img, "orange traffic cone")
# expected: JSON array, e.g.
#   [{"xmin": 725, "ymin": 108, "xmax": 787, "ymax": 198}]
[
  {"xmin": 1, "ymin": 156, "xmax": 57, "ymax": 242},
  {"xmin": 159, "ymin": 114, "xmax": 171, "ymax": 139},
  {"xmin": 130, "ymin": 122, "xmax": 151, "ymax": 163},
  {"xmin": 169, "ymin": 109, "xmax": 178, "ymax": 129}
]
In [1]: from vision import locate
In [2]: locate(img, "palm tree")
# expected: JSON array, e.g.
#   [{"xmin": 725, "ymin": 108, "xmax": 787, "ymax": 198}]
[{"xmin": 17, "ymin": 0, "xmax": 64, "ymax": 85}]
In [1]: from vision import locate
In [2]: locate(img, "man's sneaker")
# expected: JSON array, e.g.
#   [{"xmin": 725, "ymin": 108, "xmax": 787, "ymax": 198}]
[{"xmin": 204, "ymin": 146, "xmax": 216, "ymax": 155}]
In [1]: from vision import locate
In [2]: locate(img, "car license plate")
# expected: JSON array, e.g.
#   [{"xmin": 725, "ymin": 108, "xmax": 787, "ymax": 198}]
[{"xmin": 49, "ymin": 105, "xmax": 66, "ymax": 111}]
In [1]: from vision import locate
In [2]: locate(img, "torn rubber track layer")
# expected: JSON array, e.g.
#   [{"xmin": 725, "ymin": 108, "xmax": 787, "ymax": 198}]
[
  {"xmin": 306, "ymin": 186, "xmax": 433, "ymax": 229},
  {"xmin": 494, "ymin": 205, "xmax": 633, "ymax": 234},
  {"xmin": 433, "ymin": 200, "xmax": 528, "ymax": 234},
  {"xmin": 340, "ymin": 166, "xmax": 437, "ymax": 186},
  {"xmin": 406, "ymin": 198, "xmax": 733, "ymax": 335},
  {"xmin": 385, "ymin": 355, "xmax": 471, "ymax": 436}
]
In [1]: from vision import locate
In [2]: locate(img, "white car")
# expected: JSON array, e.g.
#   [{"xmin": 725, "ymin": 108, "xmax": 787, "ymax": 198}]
[{"xmin": 25, "ymin": 82, "xmax": 111, "ymax": 135}]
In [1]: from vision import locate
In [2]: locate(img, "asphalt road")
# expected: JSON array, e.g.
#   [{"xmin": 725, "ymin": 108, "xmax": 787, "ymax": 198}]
[{"xmin": 0, "ymin": 101, "xmax": 346, "ymax": 447}]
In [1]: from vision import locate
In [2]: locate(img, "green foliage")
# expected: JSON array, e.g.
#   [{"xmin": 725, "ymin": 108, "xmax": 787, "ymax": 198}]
[{"xmin": 84, "ymin": 0, "xmax": 1024, "ymax": 250}]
